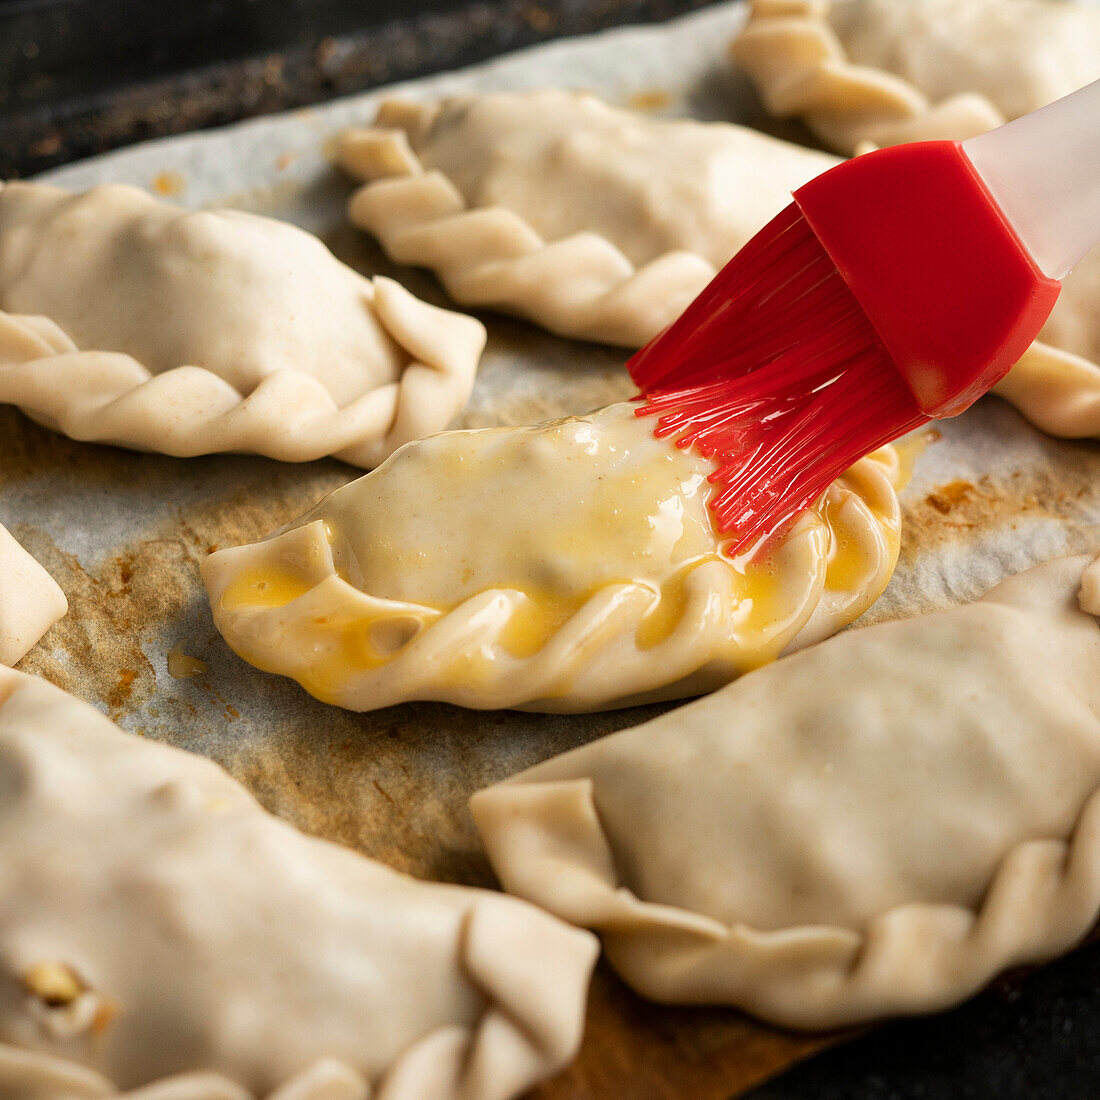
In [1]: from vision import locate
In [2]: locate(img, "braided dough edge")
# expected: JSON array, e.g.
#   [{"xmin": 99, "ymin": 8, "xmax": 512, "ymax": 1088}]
[
  {"xmin": 0, "ymin": 277, "xmax": 485, "ymax": 469},
  {"xmin": 730, "ymin": 0, "xmax": 1004, "ymax": 154},
  {"xmin": 338, "ymin": 102, "xmax": 716, "ymax": 348}
]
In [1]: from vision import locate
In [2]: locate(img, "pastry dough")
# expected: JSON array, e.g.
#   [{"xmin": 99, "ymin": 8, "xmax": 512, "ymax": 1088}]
[
  {"xmin": 472, "ymin": 553, "xmax": 1100, "ymax": 1029},
  {"xmin": 0, "ymin": 666, "xmax": 596, "ymax": 1098},
  {"xmin": 338, "ymin": 89, "xmax": 838, "ymax": 346},
  {"xmin": 732, "ymin": 0, "xmax": 1100, "ymax": 442},
  {"xmin": 202, "ymin": 402, "xmax": 909, "ymax": 713},
  {"xmin": 731, "ymin": 0, "xmax": 1100, "ymax": 154},
  {"xmin": 994, "ymin": 255, "xmax": 1100, "ymax": 439},
  {"xmin": 0, "ymin": 524, "xmax": 65, "ymax": 666},
  {"xmin": 0, "ymin": 181, "xmax": 486, "ymax": 466}
]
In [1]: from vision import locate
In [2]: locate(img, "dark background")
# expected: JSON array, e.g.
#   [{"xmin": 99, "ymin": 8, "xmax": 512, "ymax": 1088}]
[
  {"xmin": 0, "ymin": 0, "xmax": 714, "ymax": 177},
  {"xmin": 3, "ymin": 1, "xmax": 1100, "ymax": 1096}
]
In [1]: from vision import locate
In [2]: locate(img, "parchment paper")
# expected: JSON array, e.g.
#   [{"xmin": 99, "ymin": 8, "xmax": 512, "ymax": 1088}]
[{"xmin": 4, "ymin": 3, "xmax": 1100, "ymax": 1095}]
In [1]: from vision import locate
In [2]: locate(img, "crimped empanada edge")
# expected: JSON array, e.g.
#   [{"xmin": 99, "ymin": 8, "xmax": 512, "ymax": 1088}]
[
  {"xmin": 471, "ymin": 556, "xmax": 1100, "ymax": 1030},
  {"xmin": 337, "ymin": 106, "xmax": 717, "ymax": 348},
  {"xmin": 472, "ymin": 768, "xmax": 1100, "ymax": 1030},
  {"xmin": 0, "ymin": 275, "xmax": 485, "ymax": 468},
  {"xmin": 202, "ymin": 449, "xmax": 902, "ymax": 714}
]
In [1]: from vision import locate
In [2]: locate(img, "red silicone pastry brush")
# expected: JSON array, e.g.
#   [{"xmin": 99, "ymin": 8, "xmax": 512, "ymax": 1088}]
[{"xmin": 629, "ymin": 78, "xmax": 1100, "ymax": 555}]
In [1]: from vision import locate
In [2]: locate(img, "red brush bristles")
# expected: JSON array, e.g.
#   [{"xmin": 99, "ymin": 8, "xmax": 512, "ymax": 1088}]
[
  {"xmin": 629, "ymin": 204, "xmax": 927, "ymax": 557},
  {"xmin": 628, "ymin": 141, "xmax": 1062, "ymax": 558}
]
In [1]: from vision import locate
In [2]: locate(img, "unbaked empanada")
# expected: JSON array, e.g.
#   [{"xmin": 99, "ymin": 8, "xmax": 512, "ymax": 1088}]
[
  {"xmin": 0, "ymin": 181, "xmax": 486, "ymax": 466},
  {"xmin": 472, "ymin": 553, "xmax": 1100, "ymax": 1029},
  {"xmin": 0, "ymin": 523, "xmax": 65, "ymax": 666},
  {"xmin": 732, "ymin": 0, "xmax": 1100, "ymax": 442},
  {"xmin": 338, "ymin": 89, "xmax": 838, "ymax": 346},
  {"xmin": 0, "ymin": 666, "xmax": 596, "ymax": 1098},
  {"xmin": 202, "ymin": 402, "xmax": 909, "ymax": 713}
]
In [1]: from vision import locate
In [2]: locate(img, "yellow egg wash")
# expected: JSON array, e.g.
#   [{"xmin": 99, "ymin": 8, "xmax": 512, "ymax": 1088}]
[
  {"xmin": 220, "ymin": 568, "xmax": 313, "ymax": 611},
  {"xmin": 292, "ymin": 609, "xmax": 436, "ymax": 706},
  {"xmin": 736, "ymin": 553, "xmax": 799, "ymax": 638},
  {"xmin": 306, "ymin": 403, "xmax": 722, "ymax": 608},
  {"xmin": 500, "ymin": 591, "xmax": 589, "ymax": 658},
  {"xmin": 818, "ymin": 430, "xmax": 925, "ymax": 594},
  {"xmin": 209, "ymin": 402, "xmax": 913, "ymax": 708},
  {"xmin": 220, "ymin": 576, "xmax": 441, "ymax": 705},
  {"xmin": 822, "ymin": 493, "xmax": 897, "ymax": 594},
  {"xmin": 633, "ymin": 556, "xmax": 730, "ymax": 649},
  {"xmin": 303, "ymin": 403, "xmax": 746, "ymax": 664}
]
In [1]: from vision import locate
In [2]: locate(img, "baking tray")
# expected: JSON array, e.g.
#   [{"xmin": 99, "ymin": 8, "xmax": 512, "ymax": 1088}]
[
  {"xmin": 4, "ymin": 3, "xmax": 1100, "ymax": 1097},
  {"xmin": 0, "ymin": 0, "xmax": 718, "ymax": 180}
]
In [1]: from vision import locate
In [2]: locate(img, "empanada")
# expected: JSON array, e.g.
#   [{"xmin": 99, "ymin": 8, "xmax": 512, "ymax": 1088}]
[
  {"xmin": 0, "ymin": 524, "xmax": 65, "ymax": 666},
  {"xmin": 732, "ymin": 0, "xmax": 1100, "ymax": 442},
  {"xmin": 0, "ymin": 666, "xmax": 596, "ymax": 1098},
  {"xmin": 338, "ymin": 89, "xmax": 838, "ymax": 346},
  {"xmin": 0, "ymin": 181, "xmax": 486, "ymax": 466},
  {"xmin": 732, "ymin": 0, "xmax": 1100, "ymax": 154},
  {"xmin": 472, "ymin": 553, "xmax": 1100, "ymax": 1029},
  {"xmin": 202, "ymin": 402, "xmax": 909, "ymax": 713}
]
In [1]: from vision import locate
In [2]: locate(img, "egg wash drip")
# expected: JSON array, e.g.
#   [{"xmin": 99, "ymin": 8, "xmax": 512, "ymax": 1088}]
[{"xmin": 218, "ymin": 404, "xmax": 900, "ymax": 696}]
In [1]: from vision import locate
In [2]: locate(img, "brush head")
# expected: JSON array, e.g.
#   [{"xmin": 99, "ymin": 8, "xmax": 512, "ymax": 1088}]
[
  {"xmin": 628, "ymin": 141, "xmax": 1061, "ymax": 556},
  {"xmin": 631, "ymin": 205, "xmax": 926, "ymax": 555}
]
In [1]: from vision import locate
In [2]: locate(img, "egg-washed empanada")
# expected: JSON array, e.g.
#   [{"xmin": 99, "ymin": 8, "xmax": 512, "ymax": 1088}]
[
  {"xmin": 0, "ymin": 666, "xmax": 596, "ymax": 1099},
  {"xmin": 0, "ymin": 181, "xmax": 486, "ymax": 466},
  {"xmin": 338, "ymin": 89, "xmax": 838, "ymax": 347},
  {"xmin": 0, "ymin": 523, "xmax": 65, "ymax": 666},
  {"xmin": 732, "ymin": 0, "xmax": 1100, "ymax": 443},
  {"xmin": 471, "ymin": 553, "xmax": 1100, "ymax": 1029},
  {"xmin": 201, "ymin": 402, "xmax": 910, "ymax": 713}
]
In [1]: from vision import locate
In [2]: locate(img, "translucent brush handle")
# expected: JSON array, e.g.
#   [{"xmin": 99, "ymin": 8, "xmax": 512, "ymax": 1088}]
[{"xmin": 964, "ymin": 78, "xmax": 1100, "ymax": 280}]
